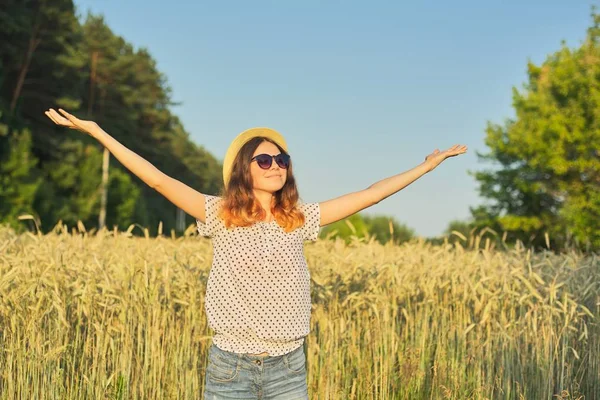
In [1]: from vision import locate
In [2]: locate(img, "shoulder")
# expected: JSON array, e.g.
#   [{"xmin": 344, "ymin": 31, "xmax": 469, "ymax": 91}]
[
  {"xmin": 204, "ymin": 194, "xmax": 224, "ymax": 207},
  {"xmin": 297, "ymin": 201, "xmax": 321, "ymax": 224},
  {"xmin": 297, "ymin": 201, "xmax": 320, "ymax": 213},
  {"xmin": 295, "ymin": 201, "xmax": 321, "ymax": 240}
]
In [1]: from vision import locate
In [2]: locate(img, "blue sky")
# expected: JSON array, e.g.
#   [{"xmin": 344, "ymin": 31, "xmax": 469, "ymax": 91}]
[{"xmin": 73, "ymin": 0, "xmax": 594, "ymax": 237}]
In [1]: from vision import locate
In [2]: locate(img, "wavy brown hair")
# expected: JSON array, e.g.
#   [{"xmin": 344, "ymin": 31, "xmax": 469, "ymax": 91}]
[{"xmin": 217, "ymin": 137, "xmax": 306, "ymax": 233}]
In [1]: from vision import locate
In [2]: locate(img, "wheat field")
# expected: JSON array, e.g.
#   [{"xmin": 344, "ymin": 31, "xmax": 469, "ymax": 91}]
[{"xmin": 0, "ymin": 222, "xmax": 598, "ymax": 400}]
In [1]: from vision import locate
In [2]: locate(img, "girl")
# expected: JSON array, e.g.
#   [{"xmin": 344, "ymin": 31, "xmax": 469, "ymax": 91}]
[{"xmin": 45, "ymin": 108, "xmax": 467, "ymax": 399}]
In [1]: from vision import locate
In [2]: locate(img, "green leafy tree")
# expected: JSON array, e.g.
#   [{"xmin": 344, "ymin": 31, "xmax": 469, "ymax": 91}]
[
  {"xmin": 319, "ymin": 212, "xmax": 416, "ymax": 245},
  {"xmin": 0, "ymin": 0, "xmax": 82, "ymax": 233},
  {"xmin": 319, "ymin": 213, "xmax": 370, "ymax": 243},
  {"xmin": 0, "ymin": 0, "xmax": 83, "ymax": 117},
  {"xmin": 362, "ymin": 214, "xmax": 415, "ymax": 245},
  {"xmin": 78, "ymin": 15, "xmax": 222, "ymax": 234},
  {"xmin": 471, "ymin": 9, "xmax": 600, "ymax": 251},
  {"xmin": 0, "ymin": 125, "xmax": 43, "ymax": 229},
  {"xmin": 0, "ymin": 6, "xmax": 223, "ymax": 235}
]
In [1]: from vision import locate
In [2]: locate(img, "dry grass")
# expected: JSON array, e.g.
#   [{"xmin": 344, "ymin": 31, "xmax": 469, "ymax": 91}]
[{"xmin": 0, "ymin": 222, "xmax": 598, "ymax": 399}]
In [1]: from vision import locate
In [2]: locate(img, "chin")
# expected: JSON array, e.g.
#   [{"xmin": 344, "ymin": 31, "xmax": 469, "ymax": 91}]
[{"xmin": 258, "ymin": 184, "xmax": 284, "ymax": 192}]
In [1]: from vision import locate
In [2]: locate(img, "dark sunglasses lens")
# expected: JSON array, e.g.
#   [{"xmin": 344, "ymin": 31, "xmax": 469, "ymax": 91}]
[
  {"xmin": 275, "ymin": 154, "xmax": 290, "ymax": 169},
  {"xmin": 256, "ymin": 154, "xmax": 272, "ymax": 169}
]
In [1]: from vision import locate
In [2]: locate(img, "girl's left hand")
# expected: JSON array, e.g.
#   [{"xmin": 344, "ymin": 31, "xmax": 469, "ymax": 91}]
[
  {"xmin": 424, "ymin": 144, "xmax": 468, "ymax": 172},
  {"xmin": 45, "ymin": 108, "xmax": 100, "ymax": 136}
]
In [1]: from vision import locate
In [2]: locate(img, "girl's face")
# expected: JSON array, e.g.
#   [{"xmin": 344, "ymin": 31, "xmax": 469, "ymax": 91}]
[{"xmin": 250, "ymin": 140, "xmax": 288, "ymax": 193}]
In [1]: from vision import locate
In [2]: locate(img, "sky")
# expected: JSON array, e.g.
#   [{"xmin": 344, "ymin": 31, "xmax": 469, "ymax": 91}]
[{"xmin": 73, "ymin": 0, "xmax": 594, "ymax": 237}]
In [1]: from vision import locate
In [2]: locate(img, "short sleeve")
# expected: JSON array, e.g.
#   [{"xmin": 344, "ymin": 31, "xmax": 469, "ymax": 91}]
[
  {"xmin": 196, "ymin": 194, "xmax": 223, "ymax": 238},
  {"xmin": 299, "ymin": 202, "xmax": 321, "ymax": 242}
]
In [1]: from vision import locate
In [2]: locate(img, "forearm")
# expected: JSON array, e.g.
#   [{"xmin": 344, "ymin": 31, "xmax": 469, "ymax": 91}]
[
  {"xmin": 368, "ymin": 161, "xmax": 432, "ymax": 203},
  {"xmin": 90, "ymin": 127, "xmax": 164, "ymax": 189}
]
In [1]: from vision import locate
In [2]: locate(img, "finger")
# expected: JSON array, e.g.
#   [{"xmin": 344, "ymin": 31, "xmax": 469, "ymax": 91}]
[
  {"xmin": 48, "ymin": 109, "xmax": 66, "ymax": 124},
  {"xmin": 45, "ymin": 111, "xmax": 60, "ymax": 125},
  {"xmin": 48, "ymin": 109, "xmax": 72, "ymax": 126},
  {"xmin": 58, "ymin": 108, "xmax": 73, "ymax": 119},
  {"xmin": 48, "ymin": 108, "xmax": 63, "ymax": 119},
  {"xmin": 58, "ymin": 108, "xmax": 79, "ymax": 123},
  {"xmin": 53, "ymin": 109, "xmax": 74, "ymax": 124}
]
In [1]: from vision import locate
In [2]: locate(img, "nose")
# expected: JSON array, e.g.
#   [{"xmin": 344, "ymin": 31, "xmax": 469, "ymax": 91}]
[{"xmin": 269, "ymin": 159, "xmax": 281, "ymax": 171}]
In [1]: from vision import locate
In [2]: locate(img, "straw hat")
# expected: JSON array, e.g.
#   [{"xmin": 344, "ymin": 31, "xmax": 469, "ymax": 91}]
[{"xmin": 222, "ymin": 127, "xmax": 288, "ymax": 187}]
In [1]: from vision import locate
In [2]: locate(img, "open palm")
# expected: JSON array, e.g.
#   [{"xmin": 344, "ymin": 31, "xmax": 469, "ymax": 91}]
[
  {"xmin": 424, "ymin": 144, "xmax": 468, "ymax": 171},
  {"xmin": 45, "ymin": 108, "xmax": 99, "ymax": 136}
]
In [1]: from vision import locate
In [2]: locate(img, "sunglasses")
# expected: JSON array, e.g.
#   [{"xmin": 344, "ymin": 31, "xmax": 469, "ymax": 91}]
[{"xmin": 251, "ymin": 153, "xmax": 291, "ymax": 169}]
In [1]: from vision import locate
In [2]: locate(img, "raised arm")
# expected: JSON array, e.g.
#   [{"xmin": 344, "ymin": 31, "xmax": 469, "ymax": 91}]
[
  {"xmin": 45, "ymin": 108, "xmax": 208, "ymax": 223},
  {"xmin": 318, "ymin": 144, "xmax": 467, "ymax": 226}
]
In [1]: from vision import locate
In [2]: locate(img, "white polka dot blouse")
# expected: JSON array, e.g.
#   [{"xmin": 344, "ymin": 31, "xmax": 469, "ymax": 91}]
[{"xmin": 196, "ymin": 194, "xmax": 321, "ymax": 356}]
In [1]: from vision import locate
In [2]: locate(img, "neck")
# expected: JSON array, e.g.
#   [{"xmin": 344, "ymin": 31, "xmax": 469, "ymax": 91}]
[{"xmin": 253, "ymin": 190, "xmax": 275, "ymax": 220}]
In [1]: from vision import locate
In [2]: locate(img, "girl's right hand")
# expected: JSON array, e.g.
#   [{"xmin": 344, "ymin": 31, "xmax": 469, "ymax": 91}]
[{"xmin": 45, "ymin": 108, "xmax": 100, "ymax": 137}]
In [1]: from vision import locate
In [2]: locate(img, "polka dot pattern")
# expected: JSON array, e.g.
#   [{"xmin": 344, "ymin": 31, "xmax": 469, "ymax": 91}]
[{"xmin": 196, "ymin": 195, "xmax": 321, "ymax": 356}]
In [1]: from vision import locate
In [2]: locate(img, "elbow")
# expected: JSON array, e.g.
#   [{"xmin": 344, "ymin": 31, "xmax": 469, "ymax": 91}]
[
  {"xmin": 366, "ymin": 188, "xmax": 381, "ymax": 206},
  {"xmin": 150, "ymin": 173, "xmax": 165, "ymax": 190}
]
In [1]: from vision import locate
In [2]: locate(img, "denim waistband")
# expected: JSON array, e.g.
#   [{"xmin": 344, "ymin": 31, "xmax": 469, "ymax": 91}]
[{"xmin": 210, "ymin": 342, "xmax": 303, "ymax": 366}]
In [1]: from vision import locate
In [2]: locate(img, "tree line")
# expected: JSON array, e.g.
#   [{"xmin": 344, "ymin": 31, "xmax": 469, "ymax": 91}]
[
  {"xmin": 1, "ymin": 1, "xmax": 598, "ymax": 252},
  {"xmin": 1, "ymin": 0, "xmax": 222, "ymax": 236}
]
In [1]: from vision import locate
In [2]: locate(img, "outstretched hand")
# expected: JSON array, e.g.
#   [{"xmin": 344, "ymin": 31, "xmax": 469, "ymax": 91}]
[
  {"xmin": 45, "ymin": 108, "xmax": 99, "ymax": 136},
  {"xmin": 424, "ymin": 144, "xmax": 468, "ymax": 172}
]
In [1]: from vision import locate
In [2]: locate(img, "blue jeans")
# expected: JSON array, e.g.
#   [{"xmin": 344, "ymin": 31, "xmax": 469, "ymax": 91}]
[{"xmin": 203, "ymin": 342, "xmax": 309, "ymax": 400}]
